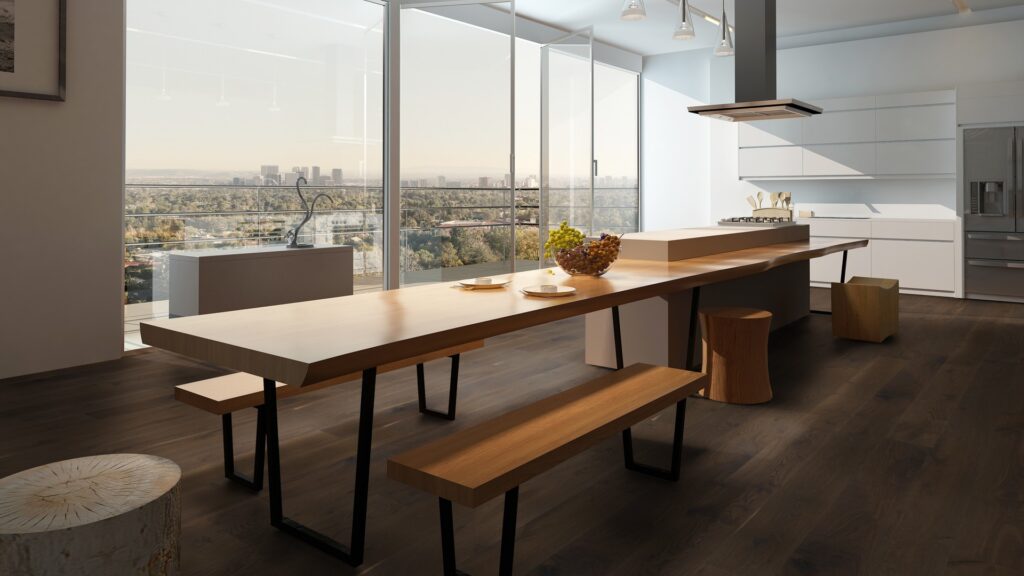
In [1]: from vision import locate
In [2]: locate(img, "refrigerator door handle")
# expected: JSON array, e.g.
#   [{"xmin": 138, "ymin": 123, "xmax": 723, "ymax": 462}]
[
  {"xmin": 967, "ymin": 259, "xmax": 1024, "ymax": 269},
  {"xmin": 967, "ymin": 233, "xmax": 1024, "ymax": 241}
]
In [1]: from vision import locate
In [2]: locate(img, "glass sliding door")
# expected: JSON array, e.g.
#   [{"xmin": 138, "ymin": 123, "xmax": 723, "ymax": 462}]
[
  {"xmin": 594, "ymin": 63, "xmax": 640, "ymax": 236},
  {"xmin": 124, "ymin": 0, "xmax": 385, "ymax": 348},
  {"xmin": 399, "ymin": 1, "xmax": 515, "ymax": 285},
  {"xmin": 540, "ymin": 29, "xmax": 593, "ymax": 265}
]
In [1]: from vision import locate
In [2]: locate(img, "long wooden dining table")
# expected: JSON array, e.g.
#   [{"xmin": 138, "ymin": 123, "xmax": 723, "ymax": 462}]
[{"xmin": 141, "ymin": 236, "xmax": 868, "ymax": 566}]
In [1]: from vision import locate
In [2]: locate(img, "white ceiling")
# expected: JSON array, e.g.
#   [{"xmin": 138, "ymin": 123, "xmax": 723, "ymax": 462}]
[{"xmin": 513, "ymin": 0, "xmax": 1024, "ymax": 56}]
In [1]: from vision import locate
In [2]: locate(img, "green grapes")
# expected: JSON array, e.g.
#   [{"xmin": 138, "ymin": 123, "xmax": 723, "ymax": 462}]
[{"xmin": 544, "ymin": 221, "xmax": 586, "ymax": 258}]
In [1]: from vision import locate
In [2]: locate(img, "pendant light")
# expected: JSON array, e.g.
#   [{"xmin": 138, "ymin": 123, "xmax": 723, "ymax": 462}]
[
  {"xmin": 620, "ymin": 0, "xmax": 647, "ymax": 21},
  {"xmin": 713, "ymin": 0, "xmax": 734, "ymax": 56},
  {"xmin": 673, "ymin": 0, "xmax": 695, "ymax": 40}
]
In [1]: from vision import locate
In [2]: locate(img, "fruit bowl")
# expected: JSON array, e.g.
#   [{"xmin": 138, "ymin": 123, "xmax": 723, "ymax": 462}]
[{"xmin": 554, "ymin": 234, "xmax": 621, "ymax": 276}]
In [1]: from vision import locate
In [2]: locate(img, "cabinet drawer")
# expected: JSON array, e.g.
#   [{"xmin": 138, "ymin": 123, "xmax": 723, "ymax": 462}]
[
  {"xmin": 875, "ymin": 140, "xmax": 955, "ymax": 175},
  {"xmin": 871, "ymin": 220, "xmax": 956, "ymax": 241},
  {"xmin": 875, "ymin": 105, "xmax": 955, "ymax": 142},
  {"xmin": 801, "ymin": 219, "xmax": 872, "ymax": 237},
  {"xmin": 802, "ymin": 110, "xmax": 876, "ymax": 144},
  {"xmin": 871, "ymin": 239, "xmax": 954, "ymax": 291},
  {"xmin": 739, "ymin": 147, "xmax": 802, "ymax": 178},
  {"xmin": 810, "ymin": 244, "xmax": 871, "ymax": 283},
  {"xmin": 739, "ymin": 119, "xmax": 803, "ymax": 147},
  {"xmin": 803, "ymin": 144, "xmax": 876, "ymax": 176}
]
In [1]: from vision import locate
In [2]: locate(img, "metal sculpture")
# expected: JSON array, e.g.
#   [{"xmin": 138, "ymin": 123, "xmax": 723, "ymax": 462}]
[{"xmin": 285, "ymin": 177, "xmax": 333, "ymax": 248}]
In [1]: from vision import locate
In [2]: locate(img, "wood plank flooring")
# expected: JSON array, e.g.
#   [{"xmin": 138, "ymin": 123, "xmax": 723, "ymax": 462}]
[{"xmin": 1, "ymin": 290, "xmax": 1022, "ymax": 575}]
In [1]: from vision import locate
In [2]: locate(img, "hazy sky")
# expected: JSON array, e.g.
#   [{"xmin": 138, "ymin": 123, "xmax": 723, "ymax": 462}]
[{"xmin": 125, "ymin": 0, "xmax": 637, "ymax": 181}]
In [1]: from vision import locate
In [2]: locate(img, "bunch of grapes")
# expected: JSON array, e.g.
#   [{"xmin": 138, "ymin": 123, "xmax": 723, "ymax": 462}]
[
  {"xmin": 554, "ymin": 232, "xmax": 621, "ymax": 276},
  {"xmin": 544, "ymin": 221, "xmax": 586, "ymax": 259}
]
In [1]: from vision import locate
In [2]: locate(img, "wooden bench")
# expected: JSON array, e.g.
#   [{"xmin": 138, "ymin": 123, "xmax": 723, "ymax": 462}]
[
  {"xmin": 387, "ymin": 363, "xmax": 706, "ymax": 576},
  {"xmin": 177, "ymin": 341, "xmax": 484, "ymax": 491}
]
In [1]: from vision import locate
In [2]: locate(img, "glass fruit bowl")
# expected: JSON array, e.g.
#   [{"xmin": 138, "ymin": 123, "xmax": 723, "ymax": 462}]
[{"xmin": 554, "ymin": 233, "xmax": 621, "ymax": 276}]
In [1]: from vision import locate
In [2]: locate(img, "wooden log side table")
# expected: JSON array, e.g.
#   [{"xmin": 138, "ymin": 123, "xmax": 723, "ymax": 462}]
[
  {"xmin": 832, "ymin": 276, "xmax": 899, "ymax": 343},
  {"xmin": 699, "ymin": 307, "xmax": 773, "ymax": 405},
  {"xmin": 0, "ymin": 454, "xmax": 182, "ymax": 576}
]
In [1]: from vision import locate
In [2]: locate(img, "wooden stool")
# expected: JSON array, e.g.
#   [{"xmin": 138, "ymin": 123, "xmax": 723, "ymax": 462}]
[
  {"xmin": 0, "ymin": 454, "xmax": 181, "ymax": 576},
  {"xmin": 699, "ymin": 307, "xmax": 773, "ymax": 404},
  {"xmin": 832, "ymin": 276, "xmax": 899, "ymax": 343}
]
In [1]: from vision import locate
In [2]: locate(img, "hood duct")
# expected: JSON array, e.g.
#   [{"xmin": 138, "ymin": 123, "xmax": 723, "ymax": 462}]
[{"xmin": 688, "ymin": 0, "xmax": 821, "ymax": 122}]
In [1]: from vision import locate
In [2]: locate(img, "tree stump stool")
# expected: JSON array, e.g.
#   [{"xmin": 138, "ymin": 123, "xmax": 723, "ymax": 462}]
[
  {"xmin": 699, "ymin": 307, "xmax": 773, "ymax": 405},
  {"xmin": 0, "ymin": 454, "xmax": 181, "ymax": 576}
]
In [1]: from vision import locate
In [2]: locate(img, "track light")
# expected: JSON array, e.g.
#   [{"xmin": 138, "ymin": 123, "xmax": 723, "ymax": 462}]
[{"xmin": 713, "ymin": 0, "xmax": 734, "ymax": 57}]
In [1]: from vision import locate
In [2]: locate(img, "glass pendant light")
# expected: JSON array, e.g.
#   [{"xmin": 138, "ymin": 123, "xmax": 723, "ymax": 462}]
[
  {"xmin": 673, "ymin": 0, "xmax": 695, "ymax": 40},
  {"xmin": 713, "ymin": 0, "xmax": 734, "ymax": 56},
  {"xmin": 620, "ymin": 0, "xmax": 647, "ymax": 21}
]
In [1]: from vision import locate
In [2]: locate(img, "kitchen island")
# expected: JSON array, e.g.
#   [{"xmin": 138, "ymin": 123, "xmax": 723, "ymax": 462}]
[{"xmin": 585, "ymin": 224, "xmax": 829, "ymax": 369}]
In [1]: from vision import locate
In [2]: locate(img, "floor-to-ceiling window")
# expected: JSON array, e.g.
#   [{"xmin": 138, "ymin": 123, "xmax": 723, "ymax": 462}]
[
  {"xmin": 594, "ymin": 62, "xmax": 640, "ymax": 236},
  {"xmin": 124, "ymin": 0, "xmax": 385, "ymax": 348}
]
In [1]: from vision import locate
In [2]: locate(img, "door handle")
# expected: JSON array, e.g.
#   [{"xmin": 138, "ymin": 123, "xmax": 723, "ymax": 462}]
[
  {"xmin": 593, "ymin": 159, "xmax": 598, "ymax": 177},
  {"xmin": 967, "ymin": 233, "xmax": 1023, "ymax": 241},
  {"xmin": 967, "ymin": 259, "xmax": 1024, "ymax": 269}
]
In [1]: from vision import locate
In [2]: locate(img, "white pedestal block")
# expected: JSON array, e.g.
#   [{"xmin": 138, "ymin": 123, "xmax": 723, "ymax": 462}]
[{"xmin": 169, "ymin": 245, "xmax": 354, "ymax": 317}]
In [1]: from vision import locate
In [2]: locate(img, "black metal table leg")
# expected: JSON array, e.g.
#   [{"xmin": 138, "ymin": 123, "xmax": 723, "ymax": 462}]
[
  {"xmin": 811, "ymin": 249, "xmax": 849, "ymax": 315},
  {"xmin": 263, "ymin": 367, "xmax": 377, "ymax": 566},
  {"xmin": 221, "ymin": 406, "xmax": 266, "ymax": 491},
  {"xmin": 418, "ymin": 354, "xmax": 460, "ymax": 420},
  {"xmin": 622, "ymin": 399, "xmax": 687, "ymax": 481},
  {"xmin": 612, "ymin": 305, "xmax": 624, "ymax": 370},
  {"xmin": 437, "ymin": 487, "xmax": 520, "ymax": 576},
  {"xmin": 686, "ymin": 287, "xmax": 702, "ymax": 372}
]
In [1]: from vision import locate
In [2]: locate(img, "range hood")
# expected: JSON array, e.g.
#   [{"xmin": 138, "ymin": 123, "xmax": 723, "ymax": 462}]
[{"xmin": 688, "ymin": 0, "xmax": 821, "ymax": 122}]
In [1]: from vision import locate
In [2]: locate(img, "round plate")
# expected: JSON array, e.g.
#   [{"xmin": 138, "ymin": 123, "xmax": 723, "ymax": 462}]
[
  {"xmin": 458, "ymin": 278, "xmax": 510, "ymax": 290},
  {"xmin": 521, "ymin": 285, "xmax": 577, "ymax": 298}
]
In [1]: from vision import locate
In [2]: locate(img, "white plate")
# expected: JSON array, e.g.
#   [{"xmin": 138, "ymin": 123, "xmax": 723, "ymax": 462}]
[
  {"xmin": 458, "ymin": 278, "xmax": 510, "ymax": 289},
  {"xmin": 521, "ymin": 285, "xmax": 577, "ymax": 298}
]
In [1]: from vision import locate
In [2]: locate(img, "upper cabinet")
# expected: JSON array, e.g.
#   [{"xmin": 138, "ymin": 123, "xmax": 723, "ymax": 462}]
[{"xmin": 738, "ymin": 89, "xmax": 956, "ymax": 180}]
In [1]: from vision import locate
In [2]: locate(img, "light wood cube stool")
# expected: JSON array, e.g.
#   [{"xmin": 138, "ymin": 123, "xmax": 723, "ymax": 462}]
[
  {"xmin": 0, "ymin": 454, "xmax": 181, "ymax": 576},
  {"xmin": 831, "ymin": 276, "xmax": 899, "ymax": 343},
  {"xmin": 699, "ymin": 307, "xmax": 773, "ymax": 405}
]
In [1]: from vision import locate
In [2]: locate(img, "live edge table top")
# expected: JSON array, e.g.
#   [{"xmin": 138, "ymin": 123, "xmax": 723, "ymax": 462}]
[{"xmin": 141, "ymin": 238, "xmax": 868, "ymax": 387}]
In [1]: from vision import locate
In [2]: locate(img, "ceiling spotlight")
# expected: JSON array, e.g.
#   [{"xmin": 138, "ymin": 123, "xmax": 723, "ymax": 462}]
[
  {"xmin": 713, "ymin": 0, "xmax": 734, "ymax": 57},
  {"xmin": 620, "ymin": 0, "xmax": 647, "ymax": 21},
  {"xmin": 673, "ymin": 0, "xmax": 695, "ymax": 40}
]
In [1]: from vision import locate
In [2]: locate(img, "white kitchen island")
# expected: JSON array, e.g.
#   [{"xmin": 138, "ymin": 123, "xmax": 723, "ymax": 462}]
[{"xmin": 585, "ymin": 225, "xmax": 821, "ymax": 369}]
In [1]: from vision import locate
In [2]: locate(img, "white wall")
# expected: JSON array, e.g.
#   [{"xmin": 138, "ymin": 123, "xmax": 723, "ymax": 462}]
[
  {"xmin": 641, "ymin": 49, "xmax": 711, "ymax": 231},
  {"xmin": 0, "ymin": 0, "xmax": 125, "ymax": 379},
  {"xmin": 642, "ymin": 18, "xmax": 1024, "ymax": 228}
]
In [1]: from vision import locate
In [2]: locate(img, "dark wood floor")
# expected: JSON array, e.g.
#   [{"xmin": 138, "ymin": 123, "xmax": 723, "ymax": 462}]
[{"xmin": 2, "ymin": 291, "xmax": 1023, "ymax": 575}]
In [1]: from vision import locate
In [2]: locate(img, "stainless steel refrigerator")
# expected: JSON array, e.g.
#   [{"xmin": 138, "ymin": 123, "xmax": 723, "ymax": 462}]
[{"xmin": 964, "ymin": 127, "xmax": 1024, "ymax": 302}]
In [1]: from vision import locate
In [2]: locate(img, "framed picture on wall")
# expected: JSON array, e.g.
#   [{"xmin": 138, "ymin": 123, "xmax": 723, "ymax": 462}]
[{"xmin": 0, "ymin": 0, "xmax": 66, "ymax": 101}]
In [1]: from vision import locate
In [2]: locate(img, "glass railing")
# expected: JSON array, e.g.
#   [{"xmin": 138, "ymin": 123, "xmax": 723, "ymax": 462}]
[{"xmin": 123, "ymin": 184, "xmax": 638, "ymax": 304}]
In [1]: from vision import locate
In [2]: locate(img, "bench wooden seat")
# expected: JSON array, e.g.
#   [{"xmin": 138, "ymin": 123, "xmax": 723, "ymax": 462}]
[
  {"xmin": 387, "ymin": 363, "xmax": 705, "ymax": 575},
  {"xmin": 178, "ymin": 340, "xmax": 483, "ymax": 491}
]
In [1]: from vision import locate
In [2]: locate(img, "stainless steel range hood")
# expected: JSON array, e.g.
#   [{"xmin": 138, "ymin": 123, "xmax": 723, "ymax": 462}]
[{"xmin": 688, "ymin": 0, "xmax": 821, "ymax": 122}]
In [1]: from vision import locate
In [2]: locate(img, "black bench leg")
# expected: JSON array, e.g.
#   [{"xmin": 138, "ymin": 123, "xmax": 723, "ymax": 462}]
[
  {"xmin": 221, "ymin": 407, "xmax": 266, "ymax": 491},
  {"xmin": 622, "ymin": 399, "xmax": 687, "ymax": 482},
  {"xmin": 438, "ymin": 487, "xmax": 519, "ymax": 576},
  {"xmin": 418, "ymin": 354, "xmax": 460, "ymax": 421},
  {"xmin": 263, "ymin": 368, "xmax": 377, "ymax": 566},
  {"xmin": 612, "ymin": 306, "xmax": 624, "ymax": 370}
]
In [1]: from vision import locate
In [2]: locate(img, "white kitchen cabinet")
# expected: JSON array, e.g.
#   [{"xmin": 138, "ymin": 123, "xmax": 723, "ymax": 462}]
[
  {"xmin": 871, "ymin": 220, "xmax": 956, "ymax": 241},
  {"xmin": 870, "ymin": 239, "xmax": 955, "ymax": 292},
  {"xmin": 875, "ymin": 105, "xmax": 956, "ymax": 142},
  {"xmin": 803, "ymin": 218, "xmax": 872, "ymax": 238},
  {"xmin": 802, "ymin": 109, "xmax": 877, "ymax": 144},
  {"xmin": 875, "ymin": 90, "xmax": 955, "ymax": 108},
  {"xmin": 875, "ymin": 140, "xmax": 955, "ymax": 175},
  {"xmin": 810, "ymin": 244, "xmax": 872, "ymax": 284},
  {"xmin": 738, "ymin": 119, "xmax": 803, "ymax": 147},
  {"xmin": 802, "ymin": 143, "xmax": 876, "ymax": 176},
  {"xmin": 738, "ymin": 147, "xmax": 802, "ymax": 178}
]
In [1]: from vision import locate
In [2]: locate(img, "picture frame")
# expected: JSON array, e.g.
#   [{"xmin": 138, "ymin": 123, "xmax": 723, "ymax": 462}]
[{"xmin": 0, "ymin": 0, "xmax": 66, "ymax": 102}]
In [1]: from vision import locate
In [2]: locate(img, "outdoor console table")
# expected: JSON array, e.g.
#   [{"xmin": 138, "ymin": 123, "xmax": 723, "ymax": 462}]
[{"xmin": 141, "ymin": 236, "xmax": 868, "ymax": 567}]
